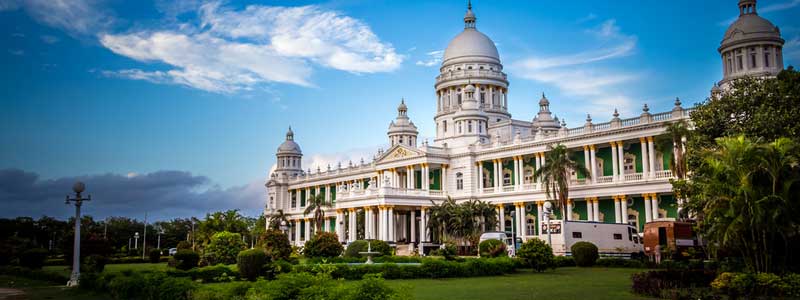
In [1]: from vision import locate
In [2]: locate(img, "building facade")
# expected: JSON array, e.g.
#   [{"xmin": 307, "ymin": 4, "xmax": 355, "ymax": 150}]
[{"xmin": 264, "ymin": 1, "xmax": 784, "ymax": 248}]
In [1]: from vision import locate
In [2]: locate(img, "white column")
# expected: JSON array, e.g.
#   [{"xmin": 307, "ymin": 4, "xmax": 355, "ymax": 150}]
[
  {"xmin": 407, "ymin": 165, "xmax": 414, "ymax": 190},
  {"xmin": 610, "ymin": 142, "xmax": 619, "ymax": 182},
  {"xmin": 592, "ymin": 198, "xmax": 600, "ymax": 222},
  {"xmin": 364, "ymin": 207, "xmax": 371, "ymax": 239},
  {"xmin": 477, "ymin": 161, "xmax": 484, "ymax": 192},
  {"xmin": 348, "ymin": 209, "xmax": 355, "ymax": 242},
  {"xmin": 294, "ymin": 220, "xmax": 301, "ymax": 245},
  {"xmin": 621, "ymin": 196, "xmax": 629, "ymax": 225},
  {"xmin": 586, "ymin": 199, "xmax": 594, "ymax": 221},
  {"xmin": 388, "ymin": 206, "xmax": 395, "ymax": 242},
  {"xmin": 535, "ymin": 154, "xmax": 542, "ymax": 189},
  {"xmin": 643, "ymin": 194, "xmax": 652, "ymax": 223},
  {"xmin": 517, "ymin": 203, "xmax": 525, "ymax": 238},
  {"xmin": 513, "ymin": 157, "xmax": 520, "ymax": 190},
  {"xmin": 498, "ymin": 205, "xmax": 505, "ymax": 231},
  {"xmin": 378, "ymin": 207, "xmax": 385, "ymax": 240},
  {"xmin": 440, "ymin": 165, "xmax": 447, "ymax": 192},
  {"xmin": 410, "ymin": 209, "xmax": 416, "ymax": 243},
  {"xmin": 614, "ymin": 196, "xmax": 622, "ymax": 223},
  {"xmin": 566, "ymin": 200, "xmax": 573, "ymax": 221},
  {"xmin": 640, "ymin": 138, "xmax": 649, "ymax": 179},
  {"xmin": 590, "ymin": 145, "xmax": 598, "ymax": 183},
  {"xmin": 536, "ymin": 202, "xmax": 543, "ymax": 236},
  {"xmin": 583, "ymin": 146, "xmax": 590, "ymax": 180},
  {"xmin": 651, "ymin": 193, "xmax": 659, "ymax": 220},
  {"xmin": 304, "ymin": 218, "xmax": 311, "ymax": 241},
  {"xmin": 494, "ymin": 159, "xmax": 501, "ymax": 192},
  {"xmin": 648, "ymin": 137, "xmax": 657, "ymax": 178},
  {"xmin": 617, "ymin": 141, "xmax": 626, "ymax": 181},
  {"xmin": 420, "ymin": 208, "xmax": 428, "ymax": 242}
]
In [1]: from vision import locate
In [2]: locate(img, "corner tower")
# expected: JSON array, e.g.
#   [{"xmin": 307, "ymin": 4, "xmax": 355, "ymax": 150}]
[
  {"xmin": 388, "ymin": 99, "xmax": 419, "ymax": 147},
  {"xmin": 434, "ymin": 1, "xmax": 509, "ymax": 145},
  {"xmin": 274, "ymin": 127, "xmax": 303, "ymax": 178},
  {"xmin": 718, "ymin": 0, "xmax": 784, "ymax": 89}
]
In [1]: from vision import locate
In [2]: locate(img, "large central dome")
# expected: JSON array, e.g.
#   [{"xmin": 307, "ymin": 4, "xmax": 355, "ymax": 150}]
[{"xmin": 443, "ymin": 29, "xmax": 499, "ymax": 64}]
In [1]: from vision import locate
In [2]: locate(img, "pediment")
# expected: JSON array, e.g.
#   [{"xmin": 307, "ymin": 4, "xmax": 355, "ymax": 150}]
[{"xmin": 375, "ymin": 144, "xmax": 424, "ymax": 164}]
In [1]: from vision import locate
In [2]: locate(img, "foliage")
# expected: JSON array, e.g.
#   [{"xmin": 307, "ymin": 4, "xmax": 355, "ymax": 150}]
[
  {"xmin": 534, "ymin": 144, "xmax": 591, "ymax": 220},
  {"xmin": 346, "ymin": 273, "xmax": 411, "ymax": 300},
  {"xmin": 148, "ymin": 248, "xmax": 161, "ymax": 263},
  {"xmin": 595, "ymin": 258, "xmax": 644, "ymax": 268},
  {"xmin": 83, "ymin": 254, "xmax": 109, "ymax": 273},
  {"xmin": 19, "ymin": 248, "xmax": 48, "ymax": 269},
  {"xmin": 516, "ymin": 239, "xmax": 555, "ymax": 272},
  {"xmin": 197, "ymin": 210, "xmax": 249, "ymax": 247},
  {"xmin": 553, "ymin": 256, "xmax": 575, "ymax": 267},
  {"xmin": 193, "ymin": 281, "xmax": 252, "ymax": 300},
  {"xmin": 430, "ymin": 242, "xmax": 458, "ymax": 260},
  {"xmin": 267, "ymin": 209, "xmax": 290, "ymax": 230},
  {"xmin": 303, "ymin": 193, "xmax": 333, "ymax": 232},
  {"xmin": 685, "ymin": 136, "xmax": 800, "ymax": 273},
  {"xmin": 258, "ymin": 229, "xmax": 292, "ymax": 261},
  {"xmin": 426, "ymin": 197, "xmax": 497, "ymax": 246},
  {"xmin": 176, "ymin": 241, "xmax": 191, "ymax": 250},
  {"xmin": 172, "ymin": 249, "xmax": 199, "ymax": 270},
  {"xmin": 570, "ymin": 241, "xmax": 599, "ymax": 267},
  {"xmin": 478, "ymin": 239, "xmax": 507, "ymax": 258},
  {"xmin": 344, "ymin": 240, "xmax": 392, "ymax": 258},
  {"xmin": 102, "ymin": 271, "xmax": 197, "ymax": 300},
  {"xmin": 630, "ymin": 269, "xmax": 717, "ymax": 298},
  {"xmin": 204, "ymin": 231, "xmax": 246, "ymax": 265},
  {"xmin": 237, "ymin": 248, "xmax": 269, "ymax": 281},
  {"xmin": 292, "ymin": 257, "xmax": 516, "ymax": 280},
  {"xmin": 303, "ymin": 232, "xmax": 343, "ymax": 258},
  {"xmin": 0, "ymin": 265, "xmax": 69, "ymax": 284},
  {"xmin": 166, "ymin": 264, "xmax": 240, "ymax": 283},
  {"xmin": 710, "ymin": 272, "xmax": 800, "ymax": 298}
]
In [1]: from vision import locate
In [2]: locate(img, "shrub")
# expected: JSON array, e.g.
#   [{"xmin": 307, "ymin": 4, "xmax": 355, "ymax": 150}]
[
  {"xmin": 148, "ymin": 248, "xmax": 161, "ymax": 263},
  {"xmin": 344, "ymin": 240, "xmax": 392, "ymax": 258},
  {"xmin": 176, "ymin": 241, "xmax": 191, "ymax": 250},
  {"xmin": 237, "ymin": 248, "xmax": 269, "ymax": 281},
  {"xmin": 205, "ymin": 231, "xmax": 246, "ymax": 265},
  {"xmin": 83, "ymin": 254, "xmax": 109, "ymax": 273},
  {"xmin": 478, "ymin": 239, "xmax": 507, "ymax": 258},
  {"xmin": 173, "ymin": 249, "xmax": 199, "ymax": 270},
  {"xmin": 260, "ymin": 229, "xmax": 292, "ymax": 261},
  {"xmin": 0, "ymin": 266, "xmax": 69, "ymax": 284},
  {"xmin": 303, "ymin": 232, "xmax": 344, "ymax": 258},
  {"xmin": 570, "ymin": 241, "xmax": 598, "ymax": 267},
  {"xmin": 106, "ymin": 271, "xmax": 197, "ymax": 300},
  {"xmin": 631, "ymin": 269, "xmax": 716, "ymax": 298},
  {"xmin": 247, "ymin": 272, "xmax": 316, "ymax": 300},
  {"xmin": 19, "ymin": 248, "xmax": 48, "ymax": 269},
  {"xmin": 595, "ymin": 258, "xmax": 644, "ymax": 268},
  {"xmin": 166, "ymin": 264, "xmax": 240, "ymax": 283},
  {"xmin": 516, "ymin": 239, "xmax": 554, "ymax": 272},
  {"xmin": 710, "ymin": 272, "xmax": 800, "ymax": 298},
  {"xmin": 193, "ymin": 281, "xmax": 252, "ymax": 300},
  {"xmin": 553, "ymin": 256, "xmax": 575, "ymax": 267},
  {"xmin": 345, "ymin": 273, "xmax": 410, "ymax": 300},
  {"xmin": 431, "ymin": 242, "xmax": 458, "ymax": 260}
]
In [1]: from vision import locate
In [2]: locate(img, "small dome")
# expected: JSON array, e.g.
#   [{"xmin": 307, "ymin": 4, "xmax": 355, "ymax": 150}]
[
  {"xmin": 443, "ymin": 29, "xmax": 500, "ymax": 65},
  {"xmin": 720, "ymin": 1, "xmax": 782, "ymax": 50},
  {"xmin": 464, "ymin": 84, "xmax": 476, "ymax": 93},
  {"xmin": 277, "ymin": 127, "xmax": 302, "ymax": 155}
]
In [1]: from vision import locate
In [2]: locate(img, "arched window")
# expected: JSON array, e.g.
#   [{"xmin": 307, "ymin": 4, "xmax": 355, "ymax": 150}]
[
  {"xmin": 526, "ymin": 217, "xmax": 536, "ymax": 236},
  {"xmin": 623, "ymin": 153, "xmax": 636, "ymax": 174},
  {"xmin": 468, "ymin": 120, "xmax": 473, "ymax": 133},
  {"xmin": 456, "ymin": 173, "xmax": 463, "ymax": 190},
  {"xmin": 503, "ymin": 169, "xmax": 512, "ymax": 186},
  {"xmin": 399, "ymin": 136, "xmax": 403, "ymax": 144},
  {"xmin": 443, "ymin": 121, "xmax": 447, "ymax": 132}
]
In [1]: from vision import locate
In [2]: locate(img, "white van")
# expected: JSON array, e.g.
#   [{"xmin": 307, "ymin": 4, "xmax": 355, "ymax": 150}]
[
  {"xmin": 542, "ymin": 220, "xmax": 643, "ymax": 257},
  {"xmin": 478, "ymin": 231, "xmax": 522, "ymax": 257}
]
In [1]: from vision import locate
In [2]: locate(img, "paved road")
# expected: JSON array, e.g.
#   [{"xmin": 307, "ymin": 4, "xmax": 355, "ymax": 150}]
[{"xmin": 0, "ymin": 288, "xmax": 25, "ymax": 300}]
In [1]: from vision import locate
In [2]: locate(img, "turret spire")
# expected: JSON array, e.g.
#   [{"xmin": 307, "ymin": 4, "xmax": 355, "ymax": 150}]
[
  {"xmin": 739, "ymin": 0, "xmax": 757, "ymax": 15},
  {"xmin": 464, "ymin": 0, "xmax": 476, "ymax": 29}
]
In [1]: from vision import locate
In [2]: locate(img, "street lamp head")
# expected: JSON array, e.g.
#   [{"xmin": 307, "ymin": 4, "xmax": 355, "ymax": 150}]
[
  {"xmin": 543, "ymin": 201, "xmax": 553, "ymax": 211},
  {"xmin": 72, "ymin": 182, "xmax": 86, "ymax": 194},
  {"xmin": 280, "ymin": 220, "xmax": 287, "ymax": 226}
]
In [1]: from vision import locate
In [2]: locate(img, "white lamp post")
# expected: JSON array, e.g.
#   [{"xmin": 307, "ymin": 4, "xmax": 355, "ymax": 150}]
[
  {"xmin": 134, "ymin": 232, "xmax": 139, "ymax": 250},
  {"xmin": 65, "ymin": 181, "xmax": 90, "ymax": 287},
  {"xmin": 509, "ymin": 210, "xmax": 516, "ymax": 251},
  {"xmin": 543, "ymin": 201, "xmax": 553, "ymax": 247}
]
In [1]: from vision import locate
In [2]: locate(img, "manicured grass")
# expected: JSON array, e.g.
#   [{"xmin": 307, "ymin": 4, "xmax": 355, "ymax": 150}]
[
  {"xmin": 387, "ymin": 267, "xmax": 654, "ymax": 300},
  {"xmin": 0, "ymin": 275, "xmax": 106, "ymax": 300}
]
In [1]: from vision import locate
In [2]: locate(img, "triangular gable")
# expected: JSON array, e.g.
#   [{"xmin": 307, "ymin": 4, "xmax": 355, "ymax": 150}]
[{"xmin": 375, "ymin": 144, "xmax": 424, "ymax": 164}]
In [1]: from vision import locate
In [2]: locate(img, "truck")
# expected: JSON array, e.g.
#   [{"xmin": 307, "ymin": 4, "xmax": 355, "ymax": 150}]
[
  {"xmin": 642, "ymin": 220, "xmax": 704, "ymax": 259},
  {"xmin": 542, "ymin": 220, "xmax": 644, "ymax": 257}
]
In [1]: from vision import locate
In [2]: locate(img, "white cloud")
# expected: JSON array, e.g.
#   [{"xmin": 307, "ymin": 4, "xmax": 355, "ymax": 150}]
[
  {"xmin": 99, "ymin": 2, "xmax": 402, "ymax": 93},
  {"xmin": 511, "ymin": 19, "xmax": 641, "ymax": 117},
  {"xmin": 0, "ymin": 0, "xmax": 20, "ymax": 11},
  {"xmin": 415, "ymin": 50, "xmax": 443, "ymax": 67},
  {"xmin": 40, "ymin": 35, "xmax": 60, "ymax": 44},
  {"xmin": 575, "ymin": 13, "xmax": 597, "ymax": 24},
  {"xmin": 785, "ymin": 36, "xmax": 800, "ymax": 61},
  {"xmin": 21, "ymin": 0, "xmax": 113, "ymax": 37}
]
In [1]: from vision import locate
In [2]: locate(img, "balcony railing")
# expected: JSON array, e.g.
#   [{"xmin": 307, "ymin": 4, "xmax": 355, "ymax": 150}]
[
  {"xmin": 502, "ymin": 186, "xmax": 515, "ymax": 192},
  {"xmin": 597, "ymin": 176, "xmax": 614, "ymax": 183},
  {"xmin": 624, "ymin": 173, "xmax": 643, "ymax": 181},
  {"xmin": 654, "ymin": 170, "xmax": 673, "ymax": 179},
  {"xmin": 483, "ymin": 187, "xmax": 495, "ymax": 194}
]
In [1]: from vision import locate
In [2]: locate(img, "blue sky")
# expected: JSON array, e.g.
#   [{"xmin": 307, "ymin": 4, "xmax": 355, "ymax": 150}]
[{"xmin": 1, "ymin": 0, "xmax": 798, "ymax": 220}]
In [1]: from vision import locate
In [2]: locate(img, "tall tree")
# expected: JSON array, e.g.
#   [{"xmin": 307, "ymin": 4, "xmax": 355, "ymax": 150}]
[
  {"xmin": 303, "ymin": 193, "xmax": 332, "ymax": 232},
  {"xmin": 533, "ymin": 144, "xmax": 591, "ymax": 221},
  {"xmin": 268, "ymin": 209, "xmax": 289, "ymax": 230}
]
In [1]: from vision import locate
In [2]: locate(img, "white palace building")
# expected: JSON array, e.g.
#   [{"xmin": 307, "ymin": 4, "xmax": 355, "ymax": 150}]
[{"xmin": 265, "ymin": 0, "xmax": 785, "ymax": 249}]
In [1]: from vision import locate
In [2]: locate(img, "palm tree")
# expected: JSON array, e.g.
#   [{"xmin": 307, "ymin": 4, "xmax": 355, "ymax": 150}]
[
  {"xmin": 533, "ymin": 144, "xmax": 591, "ymax": 221},
  {"xmin": 427, "ymin": 197, "xmax": 498, "ymax": 246},
  {"xmin": 303, "ymin": 193, "xmax": 332, "ymax": 233},
  {"xmin": 268, "ymin": 209, "xmax": 288, "ymax": 230},
  {"xmin": 656, "ymin": 120, "xmax": 691, "ymax": 218}
]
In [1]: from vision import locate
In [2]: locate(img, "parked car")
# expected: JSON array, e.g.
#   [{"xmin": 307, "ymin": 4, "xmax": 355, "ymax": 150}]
[{"xmin": 168, "ymin": 248, "xmax": 178, "ymax": 256}]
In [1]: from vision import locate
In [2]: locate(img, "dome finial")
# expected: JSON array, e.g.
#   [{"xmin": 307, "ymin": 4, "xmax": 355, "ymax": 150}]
[
  {"xmin": 464, "ymin": 0, "xmax": 476, "ymax": 29},
  {"xmin": 286, "ymin": 126, "xmax": 294, "ymax": 141},
  {"xmin": 739, "ymin": 0, "xmax": 757, "ymax": 16}
]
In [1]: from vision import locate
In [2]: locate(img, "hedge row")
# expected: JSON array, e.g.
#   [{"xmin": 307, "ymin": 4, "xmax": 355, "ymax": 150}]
[
  {"xmin": 44, "ymin": 256, "xmax": 169, "ymax": 266},
  {"xmin": 304, "ymin": 255, "xmax": 424, "ymax": 265},
  {"xmin": 165, "ymin": 264, "xmax": 240, "ymax": 283},
  {"xmin": 0, "ymin": 266, "xmax": 69, "ymax": 284},
  {"xmin": 79, "ymin": 271, "xmax": 196, "ymax": 300},
  {"xmin": 293, "ymin": 257, "xmax": 517, "ymax": 280}
]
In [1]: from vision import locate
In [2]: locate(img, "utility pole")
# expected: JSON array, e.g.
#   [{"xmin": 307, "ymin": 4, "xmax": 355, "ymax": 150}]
[
  {"xmin": 142, "ymin": 212, "xmax": 147, "ymax": 260},
  {"xmin": 66, "ymin": 182, "xmax": 91, "ymax": 287}
]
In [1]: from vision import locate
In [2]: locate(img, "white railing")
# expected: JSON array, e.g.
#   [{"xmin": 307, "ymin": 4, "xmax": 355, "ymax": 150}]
[
  {"xmin": 482, "ymin": 187, "xmax": 495, "ymax": 194},
  {"xmin": 429, "ymin": 190, "xmax": 444, "ymax": 196},
  {"xmin": 502, "ymin": 186, "xmax": 515, "ymax": 192},
  {"xmin": 624, "ymin": 173, "xmax": 643, "ymax": 181},
  {"xmin": 597, "ymin": 176, "xmax": 614, "ymax": 183},
  {"xmin": 654, "ymin": 170, "xmax": 673, "ymax": 179},
  {"xmin": 570, "ymin": 178, "xmax": 588, "ymax": 186},
  {"xmin": 621, "ymin": 117, "xmax": 640, "ymax": 127},
  {"xmin": 523, "ymin": 183, "xmax": 536, "ymax": 190},
  {"xmin": 652, "ymin": 111, "xmax": 672, "ymax": 121}
]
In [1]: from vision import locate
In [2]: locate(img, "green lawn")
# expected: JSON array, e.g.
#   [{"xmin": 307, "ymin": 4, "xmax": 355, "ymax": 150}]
[
  {"xmin": 388, "ymin": 267, "xmax": 653, "ymax": 300},
  {"xmin": 43, "ymin": 262, "xmax": 168, "ymax": 277},
  {"xmin": 8, "ymin": 265, "xmax": 651, "ymax": 300}
]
